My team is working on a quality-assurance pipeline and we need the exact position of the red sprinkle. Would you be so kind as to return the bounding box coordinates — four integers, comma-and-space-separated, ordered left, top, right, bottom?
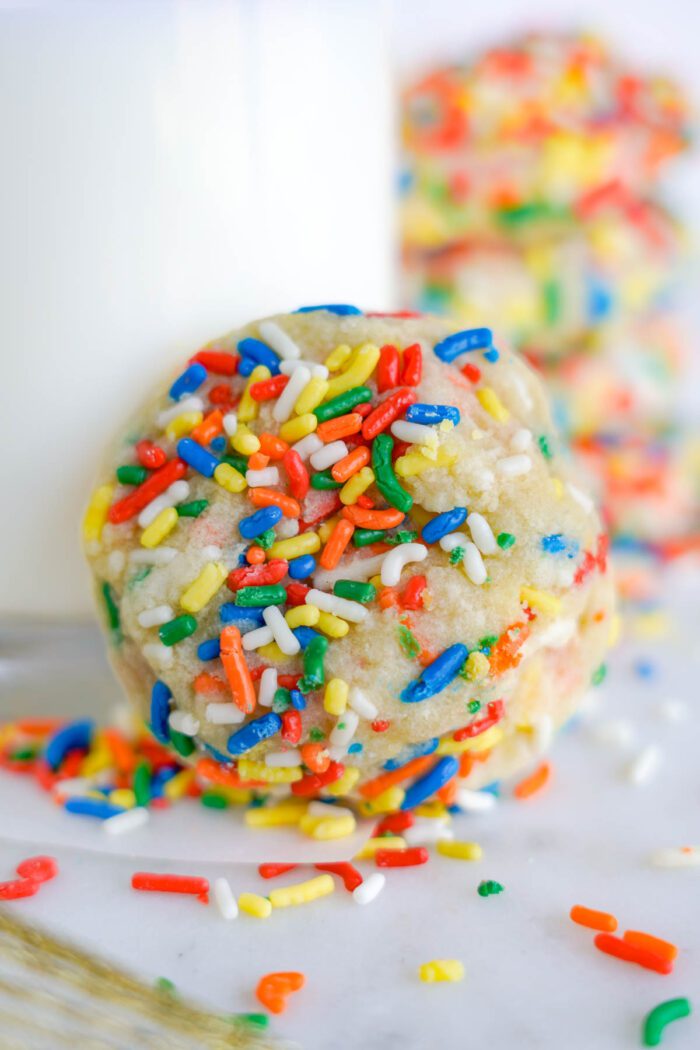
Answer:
283, 449, 310, 501
291, 761, 345, 796
374, 811, 414, 836
258, 863, 298, 879
208, 383, 235, 406
131, 872, 209, 902
461, 362, 481, 383
377, 345, 400, 392
250, 374, 289, 401
362, 388, 418, 441
314, 862, 363, 892
227, 559, 289, 592
135, 439, 166, 470
453, 700, 505, 741
371, 719, 391, 733
190, 350, 239, 375
375, 847, 429, 868
281, 709, 302, 744
285, 582, 310, 607
15, 856, 58, 884
593, 933, 673, 975
0, 878, 40, 901
401, 343, 422, 386
402, 574, 427, 610
108, 458, 187, 524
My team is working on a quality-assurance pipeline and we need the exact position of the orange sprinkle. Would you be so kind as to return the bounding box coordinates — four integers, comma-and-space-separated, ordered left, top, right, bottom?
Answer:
300, 742, 331, 773
513, 761, 551, 800
331, 444, 370, 483
488, 622, 531, 676
437, 778, 458, 806
342, 505, 405, 529
247, 451, 270, 471
570, 905, 618, 933
319, 518, 355, 570
256, 972, 305, 1015
316, 412, 363, 443
13, 718, 63, 736
258, 432, 289, 460
246, 546, 266, 565
190, 408, 223, 446
193, 672, 227, 695
459, 753, 475, 778
378, 587, 398, 609
359, 755, 434, 800
219, 626, 256, 714
247, 487, 301, 518
417, 648, 436, 667
623, 930, 679, 963
196, 756, 266, 788
102, 728, 137, 776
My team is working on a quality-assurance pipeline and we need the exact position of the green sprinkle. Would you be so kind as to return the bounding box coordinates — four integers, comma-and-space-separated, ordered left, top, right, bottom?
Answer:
227, 1013, 270, 1031
221, 454, 248, 474
168, 729, 195, 758
497, 532, 516, 550
543, 279, 561, 325
272, 687, 292, 713
257, 529, 275, 550
176, 499, 209, 517
468, 699, 481, 714
309, 727, 326, 742
372, 433, 413, 514
314, 386, 372, 423
592, 664, 607, 686
128, 566, 151, 587
497, 200, 567, 226
449, 546, 464, 565
201, 791, 229, 809
643, 998, 692, 1047
479, 635, 498, 651
538, 434, 554, 460
132, 761, 151, 807
10, 747, 36, 762
101, 581, 121, 642
477, 879, 504, 897
333, 580, 376, 603
116, 464, 148, 486
386, 530, 418, 545
311, 469, 342, 490
353, 528, 386, 547
155, 977, 177, 995
398, 624, 420, 659
235, 584, 286, 606
159, 615, 197, 646
299, 635, 328, 693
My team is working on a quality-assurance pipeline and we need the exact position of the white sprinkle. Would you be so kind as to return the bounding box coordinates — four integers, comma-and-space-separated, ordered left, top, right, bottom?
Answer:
466, 512, 497, 554
223, 411, 238, 437
510, 427, 533, 452
201, 545, 223, 561
310, 440, 348, 471
348, 686, 378, 720
246, 467, 280, 487
390, 420, 437, 446
591, 719, 635, 749
312, 552, 386, 591
143, 642, 174, 667
130, 547, 178, 566
306, 588, 368, 623
657, 698, 689, 723
275, 517, 300, 540
157, 396, 204, 426
258, 667, 278, 707
650, 847, 700, 869
497, 454, 531, 478
169, 711, 200, 736
353, 872, 386, 905
263, 604, 300, 655
380, 543, 428, 586
455, 788, 497, 813
308, 800, 354, 820
463, 541, 487, 585
138, 605, 174, 628
627, 744, 662, 785
531, 714, 554, 753
213, 876, 238, 920
439, 531, 468, 553
52, 777, 95, 799
138, 480, 190, 527
471, 467, 495, 492
259, 319, 301, 361
537, 617, 577, 649
265, 749, 302, 768
567, 482, 594, 514
330, 709, 359, 751
280, 358, 328, 379
404, 817, 453, 846
508, 371, 534, 412
205, 703, 245, 725
241, 626, 275, 651
107, 549, 126, 575
273, 365, 311, 423
103, 807, 150, 836
292, 433, 323, 461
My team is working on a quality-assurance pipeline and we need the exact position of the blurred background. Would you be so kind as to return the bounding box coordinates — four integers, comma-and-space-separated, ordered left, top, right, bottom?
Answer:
1, 0, 698, 619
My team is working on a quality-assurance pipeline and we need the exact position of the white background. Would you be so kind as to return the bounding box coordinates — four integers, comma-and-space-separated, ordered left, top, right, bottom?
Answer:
1, 0, 699, 618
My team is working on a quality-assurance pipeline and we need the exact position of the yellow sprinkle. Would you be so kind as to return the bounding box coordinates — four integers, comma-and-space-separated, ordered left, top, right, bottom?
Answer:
318, 515, 339, 544
358, 786, 406, 815
238, 759, 302, 784
299, 812, 357, 840
520, 586, 562, 616
437, 725, 503, 756
355, 836, 406, 860
238, 893, 272, 919
395, 445, 458, 476
140, 507, 178, 548
83, 485, 114, 543
325, 766, 360, 796
630, 610, 669, 640
414, 801, 448, 819
551, 477, 564, 499
80, 740, 112, 777
464, 651, 490, 681
369, 574, 383, 590
163, 768, 196, 800
419, 960, 465, 983
244, 800, 307, 827
109, 788, 136, 809
316, 611, 349, 638
285, 604, 320, 629
324, 678, 349, 716
340, 466, 375, 505
165, 411, 202, 441
437, 840, 482, 861
214, 462, 247, 494
324, 343, 380, 399
257, 641, 287, 662
269, 874, 335, 909
238, 365, 270, 423
268, 532, 320, 560
609, 613, 622, 647
324, 343, 352, 371
279, 413, 318, 443
180, 562, 227, 614
232, 423, 261, 456
476, 387, 510, 423
295, 374, 329, 415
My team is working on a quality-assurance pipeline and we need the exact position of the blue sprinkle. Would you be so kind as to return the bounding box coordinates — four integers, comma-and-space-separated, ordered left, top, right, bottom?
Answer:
204, 742, 234, 765
634, 659, 656, 680
292, 626, 321, 649
295, 304, 362, 316
383, 738, 439, 771
401, 756, 459, 810
348, 742, 363, 754
541, 533, 579, 558
397, 169, 413, 194
238, 356, 256, 377
210, 436, 226, 452
150, 681, 172, 744
65, 798, 126, 820
587, 277, 613, 322
422, 507, 468, 544
405, 403, 460, 426
45, 719, 94, 771
288, 554, 316, 580
239, 505, 283, 540
290, 689, 307, 710
219, 603, 266, 625
197, 638, 221, 661
483, 347, 500, 363
433, 328, 492, 362
400, 643, 468, 703
227, 712, 282, 755
177, 437, 219, 478
237, 338, 280, 375
169, 362, 207, 401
